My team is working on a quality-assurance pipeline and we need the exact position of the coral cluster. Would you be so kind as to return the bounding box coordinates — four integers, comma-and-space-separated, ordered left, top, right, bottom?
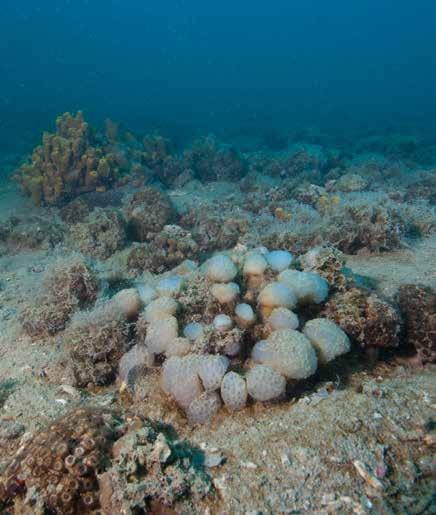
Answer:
15, 112, 120, 205
330, 173, 369, 193
181, 206, 249, 252
260, 144, 326, 179
121, 248, 353, 424
0, 408, 118, 514
0, 214, 64, 254
0, 409, 210, 514
127, 225, 199, 275
329, 203, 404, 254
397, 284, 436, 364
259, 193, 421, 255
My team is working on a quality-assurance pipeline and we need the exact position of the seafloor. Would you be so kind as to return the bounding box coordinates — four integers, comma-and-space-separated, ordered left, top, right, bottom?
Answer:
0, 122, 435, 514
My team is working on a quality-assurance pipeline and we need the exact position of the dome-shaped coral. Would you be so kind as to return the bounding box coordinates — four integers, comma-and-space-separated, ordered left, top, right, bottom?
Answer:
252, 329, 318, 380
303, 318, 351, 364
278, 269, 329, 305
246, 364, 286, 401
221, 371, 248, 410
258, 282, 297, 317
205, 254, 238, 283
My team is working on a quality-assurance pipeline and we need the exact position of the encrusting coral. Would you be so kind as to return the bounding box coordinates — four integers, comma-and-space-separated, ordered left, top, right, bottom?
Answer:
15, 112, 121, 206
0, 214, 64, 253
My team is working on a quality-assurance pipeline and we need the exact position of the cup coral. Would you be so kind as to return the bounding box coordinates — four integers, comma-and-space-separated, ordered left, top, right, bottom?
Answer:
266, 250, 293, 272
258, 282, 297, 317
267, 307, 299, 331
243, 252, 268, 288
111, 288, 142, 320
246, 364, 286, 401
220, 371, 248, 410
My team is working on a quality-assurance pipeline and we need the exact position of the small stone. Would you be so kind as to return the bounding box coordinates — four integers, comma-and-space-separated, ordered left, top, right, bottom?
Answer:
59, 384, 80, 398
149, 433, 172, 463
321, 493, 336, 505
280, 450, 291, 466
212, 475, 228, 499
204, 451, 225, 468
240, 461, 258, 469
375, 464, 388, 479
353, 460, 384, 490
418, 455, 435, 476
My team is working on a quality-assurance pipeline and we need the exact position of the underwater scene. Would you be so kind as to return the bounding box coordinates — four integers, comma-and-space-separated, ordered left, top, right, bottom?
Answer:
0, 2, 435, 514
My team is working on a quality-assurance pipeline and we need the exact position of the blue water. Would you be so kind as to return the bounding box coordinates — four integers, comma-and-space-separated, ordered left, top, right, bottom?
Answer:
1, 0, 435, 160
